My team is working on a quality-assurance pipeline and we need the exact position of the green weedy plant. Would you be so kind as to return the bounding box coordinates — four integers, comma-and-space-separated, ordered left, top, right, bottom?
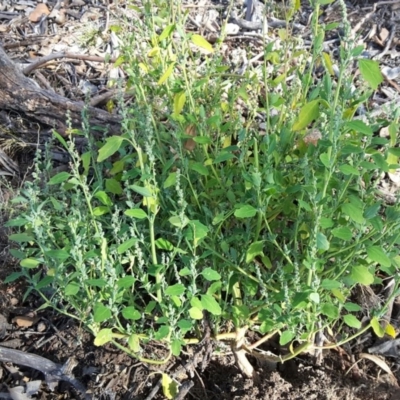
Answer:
6, 0, 400, 384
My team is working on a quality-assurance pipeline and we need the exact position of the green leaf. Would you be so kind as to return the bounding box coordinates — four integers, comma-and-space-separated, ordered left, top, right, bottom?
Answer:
316, 232, 330, 251
4, 217, 28, 227
48, 171, 71, 185
191, 34, 214, 53
94, 191, 112, 206
20, 258, 40, 268
371, 316, 385, 338
321, 303, 339, 319
124, 208, 148, 219
117, 238, 138, 254
344, 302, 362, 312
321, 279, 341, 290
171, 339, 182, 357
155, 238, 174, 251
190, 220, 209, 244
85, 279, 107, 288
364, 203, 381, 219
45, 249, 69, 260
4, 272, 24, 284
342, 203, 364, 224
65, 282, 80, 296
201, 268, 221, 281
94, 329, 113, 346
331, 227, 352, 241
94, 303, 111, 323
155, 325, 170, 340
105, 178, 123, 195
350, 265, 374, 285
165, 284, 186, 296
169, 215, 189, 228
122, 306, 141, 320
201, 294, 221, 315
234, 205, 257, 218
343, 314, 361, 329
97, 136, 125, 162
345, 120, 373, 135
367, 246, 391, 267
190, 162, 209, 176
279, 330, 295, 346
320, 152, 330, 168
339, 164, 360, 175
163, 172, 176, 189
128, 334, 140, 352
189, 307, 203, 319
117, 276, 136, 288
129, 184, 153, 197
358, 59, 383, 90
246, 241, 264, 263
9, 233, 34, 243
293, 100, 320, 131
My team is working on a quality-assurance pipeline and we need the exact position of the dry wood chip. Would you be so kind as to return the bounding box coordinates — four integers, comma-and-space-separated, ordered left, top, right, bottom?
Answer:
29, 3, 50, 23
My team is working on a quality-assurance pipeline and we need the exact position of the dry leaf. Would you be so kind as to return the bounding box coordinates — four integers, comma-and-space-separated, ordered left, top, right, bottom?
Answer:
29, 4, 50, 23
359, 353, 396, 379
184, 125, 197, 151
12, 316, 40, 328
304, 129, 322, 146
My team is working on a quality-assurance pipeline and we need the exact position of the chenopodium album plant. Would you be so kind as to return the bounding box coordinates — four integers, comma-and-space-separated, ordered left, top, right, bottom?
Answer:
6, 2, 400, 378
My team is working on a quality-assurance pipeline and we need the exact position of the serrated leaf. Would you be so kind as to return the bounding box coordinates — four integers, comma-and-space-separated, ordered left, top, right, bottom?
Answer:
367, 246, 391, 267
343, 314, 361, 329
201, 267, 221, 281
293, 100, 320, 131
350, 265, 374, 285
358, 59, 383, 90
191, 34, 214, 53
234, 204, 257, 218
97, 136, 125, 162
201, 294, 221, 315
94, 329, 113, 346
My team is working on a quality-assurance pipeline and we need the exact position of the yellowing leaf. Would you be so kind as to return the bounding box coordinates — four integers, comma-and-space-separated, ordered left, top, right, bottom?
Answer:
293, 100, 320, 131
370, 316, 385, 338
173, 91, 186, 115
191, 34, 214, 53
161, 373, 179, 399
385, 323, 396, 338
158, 63, 175, 85
322, 52, 334, 75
